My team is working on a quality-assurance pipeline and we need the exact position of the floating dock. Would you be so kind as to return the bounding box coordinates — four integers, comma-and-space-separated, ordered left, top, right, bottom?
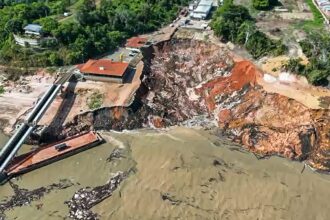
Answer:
0, 131, 103, 184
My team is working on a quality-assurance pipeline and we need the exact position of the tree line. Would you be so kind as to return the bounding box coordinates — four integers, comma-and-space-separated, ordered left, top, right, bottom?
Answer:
211, 0, 287, 59
284, 33, 330, 86
0, 0, 189, 67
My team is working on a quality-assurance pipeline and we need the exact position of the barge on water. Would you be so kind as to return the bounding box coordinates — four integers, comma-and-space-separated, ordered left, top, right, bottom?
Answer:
0, 131, 103, 185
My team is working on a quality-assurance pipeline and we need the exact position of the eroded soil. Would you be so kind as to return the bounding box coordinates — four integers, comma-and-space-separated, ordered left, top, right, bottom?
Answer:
55, 39, 330, 171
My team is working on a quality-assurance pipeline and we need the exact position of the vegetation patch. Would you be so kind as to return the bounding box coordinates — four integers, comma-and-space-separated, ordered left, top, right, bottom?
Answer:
282, 32, 330, 85
303, 0, 324, 29
211, 0, 287, 59
252, 0, 279, 10
0, 85, 4, 95
0, 0, 189, 67
88, 92, 103, 110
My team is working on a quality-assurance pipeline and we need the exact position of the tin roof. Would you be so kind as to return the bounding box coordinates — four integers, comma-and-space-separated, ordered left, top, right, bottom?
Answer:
125, 37, 148, 48
78, 59, 129, 77
199, 0, 213, 6
194, 4, 212, 13
24, 24, 42, 33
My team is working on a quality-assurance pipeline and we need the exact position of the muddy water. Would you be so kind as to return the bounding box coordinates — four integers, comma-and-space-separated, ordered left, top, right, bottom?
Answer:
0, 128, 330, 220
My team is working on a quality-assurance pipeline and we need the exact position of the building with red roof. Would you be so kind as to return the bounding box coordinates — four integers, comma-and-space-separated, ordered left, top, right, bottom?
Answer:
77, 59, 129, 83
125, 37, 148, 51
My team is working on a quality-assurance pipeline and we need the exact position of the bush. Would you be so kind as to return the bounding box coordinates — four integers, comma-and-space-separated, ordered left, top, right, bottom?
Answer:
48, 52, 63, 66
297, 32, 330, 85
252, 0, 279, 10
88, 92, 103, 110
253, 0, 270, 10
283, 58, 305, 73
211, 3, 286, 59
0, 85, 4, 95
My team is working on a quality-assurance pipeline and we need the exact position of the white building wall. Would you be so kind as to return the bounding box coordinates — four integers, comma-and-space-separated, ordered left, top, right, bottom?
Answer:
14, 34, 40, 47
83, 74, 123, 83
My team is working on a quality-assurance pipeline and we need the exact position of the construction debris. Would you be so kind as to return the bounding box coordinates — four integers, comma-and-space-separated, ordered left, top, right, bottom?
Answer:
65, 171, 127, 220
0, 179, 74, 219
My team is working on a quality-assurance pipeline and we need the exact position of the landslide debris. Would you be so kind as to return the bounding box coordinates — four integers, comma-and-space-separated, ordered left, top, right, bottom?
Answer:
61, 40, 233, 135
58, 39, 329, 172
0, 179, 74, 219
65, 171, 128, 220
197, 60, 330, 171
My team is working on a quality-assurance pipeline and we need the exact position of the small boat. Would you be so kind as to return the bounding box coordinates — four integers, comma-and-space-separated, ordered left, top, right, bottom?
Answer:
0, 131, 103, 185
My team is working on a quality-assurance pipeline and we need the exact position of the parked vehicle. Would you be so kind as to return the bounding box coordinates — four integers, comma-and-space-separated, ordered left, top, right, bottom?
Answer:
54, 143, 68, 151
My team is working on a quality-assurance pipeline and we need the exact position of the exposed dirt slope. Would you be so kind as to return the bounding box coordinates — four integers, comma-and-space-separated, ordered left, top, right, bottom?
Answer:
197, 60, 330, 171
58, 39, 330, 171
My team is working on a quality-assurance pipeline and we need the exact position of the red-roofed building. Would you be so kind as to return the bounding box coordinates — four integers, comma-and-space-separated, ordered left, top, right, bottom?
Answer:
125, 37, 148, 51
77, 59, 129, 83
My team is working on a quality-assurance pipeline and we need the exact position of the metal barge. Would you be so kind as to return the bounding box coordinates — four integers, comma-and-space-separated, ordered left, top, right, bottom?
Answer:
0, 131, 103, 185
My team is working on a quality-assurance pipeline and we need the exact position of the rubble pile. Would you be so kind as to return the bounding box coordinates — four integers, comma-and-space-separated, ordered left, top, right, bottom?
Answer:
107, 147, 125, 162
61, 40, 232, 135
0, 179, 74, 219
143, 40, 233, 126
62, 101, 151, 137
65, 171, 127, 220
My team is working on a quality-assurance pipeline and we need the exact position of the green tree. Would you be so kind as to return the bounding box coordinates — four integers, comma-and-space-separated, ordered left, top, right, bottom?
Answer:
252, 0, 270, 10
211, 3, 286, 59
37, 17, 59, 35
252, 0, 279, 10
48, 52, 63, 66
5, 19, 23, 34
0, 0, 190, 66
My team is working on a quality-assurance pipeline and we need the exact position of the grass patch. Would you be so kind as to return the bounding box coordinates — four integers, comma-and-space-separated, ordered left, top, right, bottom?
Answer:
59, 15, 76, 23
88, 92, 103, 110
0, 85, 5, 95
58, 0, 83, 23
303, 0, 324, 29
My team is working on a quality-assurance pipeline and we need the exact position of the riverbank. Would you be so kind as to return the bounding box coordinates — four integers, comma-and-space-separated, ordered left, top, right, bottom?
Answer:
0, 28, 330, 172
50, 38, 329, 172
2, 34, 330, 171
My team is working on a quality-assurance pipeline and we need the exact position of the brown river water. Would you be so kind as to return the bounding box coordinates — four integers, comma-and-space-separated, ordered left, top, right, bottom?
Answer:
0, 127, 330, 220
